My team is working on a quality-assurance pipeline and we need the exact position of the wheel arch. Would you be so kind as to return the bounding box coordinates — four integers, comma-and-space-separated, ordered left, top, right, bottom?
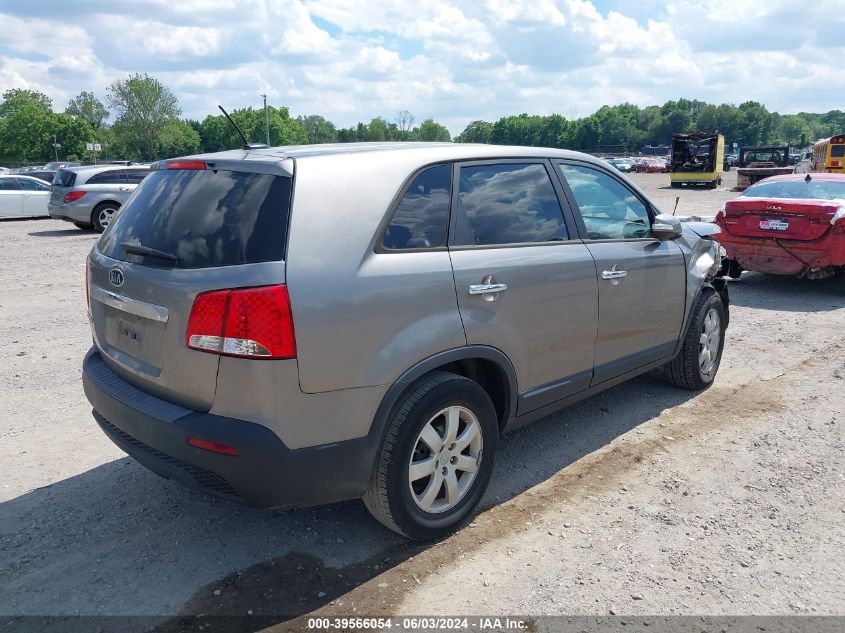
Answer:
370, 346, 517, 442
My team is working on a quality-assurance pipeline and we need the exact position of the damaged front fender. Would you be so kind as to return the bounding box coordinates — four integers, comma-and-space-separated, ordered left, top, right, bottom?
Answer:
675, 222, 730, 333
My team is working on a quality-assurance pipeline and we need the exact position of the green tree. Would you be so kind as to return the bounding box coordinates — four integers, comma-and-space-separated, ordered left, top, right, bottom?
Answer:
107, 74, 181, 161
159, 119, 202, 158
777, 114, 812, 145
456, 120, 493, 144
366, 117, 389, 141
198, 106, 306, 151
52, 112, 95, 161
66, 91, 108, 130
297, 115, 337, 144
0, 89, 56, 163
415, 119, 451, 142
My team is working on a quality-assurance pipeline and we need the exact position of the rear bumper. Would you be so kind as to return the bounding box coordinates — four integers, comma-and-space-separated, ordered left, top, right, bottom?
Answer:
48, 203, 91, 223
82, 347, 376, 508
718, 231, 845, 275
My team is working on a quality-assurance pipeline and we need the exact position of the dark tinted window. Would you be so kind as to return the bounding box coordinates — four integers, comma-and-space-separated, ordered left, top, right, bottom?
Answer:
832, 145, 845, 158
124, 169, 149, 184
85, 169, 120, 185
17, 178, 49, 191
52, 170, 76, 187
98, 169, 292, 269
0, 179, 20, 191
559, 164, 652, 240
383, 165, 451, 249
454, 163, 567, 245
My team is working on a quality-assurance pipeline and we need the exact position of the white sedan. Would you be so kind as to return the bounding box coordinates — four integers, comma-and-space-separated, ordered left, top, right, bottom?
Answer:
0, 175, 51, 218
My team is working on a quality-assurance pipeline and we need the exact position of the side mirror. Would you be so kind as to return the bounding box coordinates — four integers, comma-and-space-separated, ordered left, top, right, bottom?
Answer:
652, 214, 683, 240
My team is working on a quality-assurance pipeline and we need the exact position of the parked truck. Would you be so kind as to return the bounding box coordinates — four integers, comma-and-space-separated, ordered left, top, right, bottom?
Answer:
669, 131, 725, 189
735, 145, 792, 190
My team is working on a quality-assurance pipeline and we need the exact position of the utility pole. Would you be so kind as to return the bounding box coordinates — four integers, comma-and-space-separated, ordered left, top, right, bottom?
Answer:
52, 135, 60, 161
261, 93, 270, 146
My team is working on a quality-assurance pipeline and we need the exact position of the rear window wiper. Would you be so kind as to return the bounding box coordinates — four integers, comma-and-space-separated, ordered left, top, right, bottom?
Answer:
120, 241, 179, 263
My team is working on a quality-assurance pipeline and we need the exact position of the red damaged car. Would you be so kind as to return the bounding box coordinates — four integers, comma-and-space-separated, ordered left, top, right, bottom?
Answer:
714, 173, 845, 282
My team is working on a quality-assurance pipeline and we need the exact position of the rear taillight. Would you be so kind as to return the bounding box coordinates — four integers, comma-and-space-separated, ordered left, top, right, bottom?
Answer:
64, 191, 86, 203
186, 285, 296, 359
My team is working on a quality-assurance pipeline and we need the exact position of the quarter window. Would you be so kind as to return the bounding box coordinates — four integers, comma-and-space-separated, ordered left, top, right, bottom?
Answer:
453, 163, 567, 245
382, 164, 451, 249
124, 169, 149, 184
558, 164, 652, 240
85, 170, 120, 185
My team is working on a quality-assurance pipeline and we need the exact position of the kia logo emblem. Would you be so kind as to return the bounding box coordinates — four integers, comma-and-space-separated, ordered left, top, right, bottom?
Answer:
108, 268, 125, 287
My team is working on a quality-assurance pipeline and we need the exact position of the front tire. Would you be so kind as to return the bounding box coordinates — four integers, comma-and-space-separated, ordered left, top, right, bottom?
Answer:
363, 371, 498, 540
664, 289, 726, 391
92, 202, 120, 233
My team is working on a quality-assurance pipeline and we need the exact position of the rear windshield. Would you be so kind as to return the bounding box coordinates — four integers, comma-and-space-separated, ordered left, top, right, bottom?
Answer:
98, 169, 292, 269
741, 179, 845, 200
53, 170, 76, 187
832, 145, 845, 158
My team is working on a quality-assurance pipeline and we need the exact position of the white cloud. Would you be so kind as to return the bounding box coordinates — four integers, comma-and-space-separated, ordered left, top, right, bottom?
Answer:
0, 0, 842, 136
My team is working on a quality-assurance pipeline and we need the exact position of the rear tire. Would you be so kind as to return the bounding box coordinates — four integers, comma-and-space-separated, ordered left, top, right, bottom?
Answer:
363, 371, 498, 540
92, 202, 120, 233
664, 289, 726, 391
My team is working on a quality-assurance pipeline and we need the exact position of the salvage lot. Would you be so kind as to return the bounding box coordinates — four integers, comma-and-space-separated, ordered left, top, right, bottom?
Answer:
1, 170, 843, 627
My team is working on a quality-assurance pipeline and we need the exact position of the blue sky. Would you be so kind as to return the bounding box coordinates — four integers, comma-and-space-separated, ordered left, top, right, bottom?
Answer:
0, 0, 843, 135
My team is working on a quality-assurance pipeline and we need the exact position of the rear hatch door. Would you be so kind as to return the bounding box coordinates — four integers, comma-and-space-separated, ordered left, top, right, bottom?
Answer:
51, 169, 76, 205
87, 162, 293, 411
722, 198, 839, 241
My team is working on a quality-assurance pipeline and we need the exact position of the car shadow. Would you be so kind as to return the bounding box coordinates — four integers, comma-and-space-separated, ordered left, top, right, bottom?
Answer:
727, 272, 844, 312
1, 374, 699, 631
27, 228, 96, 237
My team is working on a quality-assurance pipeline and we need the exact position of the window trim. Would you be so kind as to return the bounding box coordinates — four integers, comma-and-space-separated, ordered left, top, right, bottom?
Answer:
553, 159, 660, 244
447, 158, 581, 250
373, 162, 454, 254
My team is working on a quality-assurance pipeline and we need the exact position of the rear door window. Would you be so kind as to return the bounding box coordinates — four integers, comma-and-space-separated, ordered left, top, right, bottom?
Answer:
98, 168, 293, 269
85, 170, 120, 185
382, 164, 451, 249
0, 179, 20, 191
452, 163, 567, 246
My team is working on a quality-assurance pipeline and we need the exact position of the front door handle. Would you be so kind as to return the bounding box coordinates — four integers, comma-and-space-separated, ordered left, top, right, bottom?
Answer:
468, 283, 508, 295
601, 264, 628, 281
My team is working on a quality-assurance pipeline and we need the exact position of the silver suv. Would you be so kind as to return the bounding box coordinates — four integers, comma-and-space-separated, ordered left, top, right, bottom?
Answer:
49, 164, 150, 232
82, 144, 729, 539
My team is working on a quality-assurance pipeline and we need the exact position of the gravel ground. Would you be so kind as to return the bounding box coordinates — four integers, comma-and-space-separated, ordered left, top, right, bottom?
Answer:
0, 170, 843, 629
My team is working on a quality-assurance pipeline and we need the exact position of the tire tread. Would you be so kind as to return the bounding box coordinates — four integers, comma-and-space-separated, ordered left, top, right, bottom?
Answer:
665, 289, 722, 390
363, 371, 465, 537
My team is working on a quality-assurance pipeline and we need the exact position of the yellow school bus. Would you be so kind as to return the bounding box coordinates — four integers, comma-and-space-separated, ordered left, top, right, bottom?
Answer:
812, 135, 845, 173
669, 131, 725, 188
